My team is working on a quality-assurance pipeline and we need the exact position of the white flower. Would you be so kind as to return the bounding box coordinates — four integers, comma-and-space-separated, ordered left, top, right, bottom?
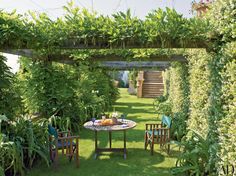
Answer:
111, 112, 118, 118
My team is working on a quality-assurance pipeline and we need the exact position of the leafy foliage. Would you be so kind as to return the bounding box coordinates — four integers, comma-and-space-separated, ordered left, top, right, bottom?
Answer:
168, 62, 189, 140
173, 41, 235, 175
0, 116, 49, 176
0, 55, 22, 119
70, 48, 187, 63
18, 57, 119, 127
177, 50, 219, 174
0, 3, 209, 50
158, 62, 189, 141
217, 42, 236, 175
0, 1, 235, 175
172, 130, 216, 175
187, 50, 212, 138
153, 95, 172, 117
208, 0, 236, 42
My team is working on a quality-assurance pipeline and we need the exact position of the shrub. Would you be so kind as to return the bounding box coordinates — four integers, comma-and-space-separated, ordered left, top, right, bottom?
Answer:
171, 130, 216, 175
0, 116, 49, 176
153, 95, 172, 117
0, 55, 22, 119
18, 58, 119, 129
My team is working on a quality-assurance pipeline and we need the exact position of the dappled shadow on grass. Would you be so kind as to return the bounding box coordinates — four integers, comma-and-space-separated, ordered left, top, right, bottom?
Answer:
82, 148, 173, 176
114, 102, 156, 115
80, 128, 148, 143
115, 102, 154, 107
125, 116, 160, 123
79, 128, 180, 158
28, 148, 176, 176
28, 144, 180, 176
115, 106, 156, 115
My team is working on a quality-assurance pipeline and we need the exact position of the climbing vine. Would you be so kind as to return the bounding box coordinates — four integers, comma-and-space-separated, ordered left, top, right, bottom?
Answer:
187, 50, 212, 138
217, 42, 236, 175
168, 62, 189, 140
0, 1, 210, 51
208, 0, 236, 42
172, 0, 236, 174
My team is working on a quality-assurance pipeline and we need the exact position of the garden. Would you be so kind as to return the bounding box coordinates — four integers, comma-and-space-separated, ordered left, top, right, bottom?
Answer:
0, 0, 235, 175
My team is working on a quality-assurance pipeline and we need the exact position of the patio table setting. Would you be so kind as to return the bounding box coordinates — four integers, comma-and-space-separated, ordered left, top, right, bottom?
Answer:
84, 114, 136, 159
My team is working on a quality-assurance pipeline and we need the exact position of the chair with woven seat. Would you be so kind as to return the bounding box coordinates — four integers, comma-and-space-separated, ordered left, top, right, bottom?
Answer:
144, 115, 171, 155
48, 125, 79, 167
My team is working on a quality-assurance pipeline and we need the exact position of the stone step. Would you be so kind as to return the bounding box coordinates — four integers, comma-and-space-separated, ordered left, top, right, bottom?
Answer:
143, 83, 164, 86
142, 94, 163, 98
142, 71, 164, 98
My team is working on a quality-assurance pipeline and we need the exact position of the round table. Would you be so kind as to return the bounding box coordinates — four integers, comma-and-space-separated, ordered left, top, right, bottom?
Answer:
84, 119, 136, 159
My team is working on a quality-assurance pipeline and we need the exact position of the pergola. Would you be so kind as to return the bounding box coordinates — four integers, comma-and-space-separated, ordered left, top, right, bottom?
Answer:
0, 7, 210, 70
1, 2, 235, 175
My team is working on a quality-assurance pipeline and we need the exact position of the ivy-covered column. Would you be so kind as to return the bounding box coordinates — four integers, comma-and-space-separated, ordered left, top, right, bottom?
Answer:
207, 0, 236, 173
217, 42, 236, 175
185, 46, 234, 174
187, 50, 212, 138
169, 62, 189, 115
168, 62, 189, 140
206, 50, 224, 172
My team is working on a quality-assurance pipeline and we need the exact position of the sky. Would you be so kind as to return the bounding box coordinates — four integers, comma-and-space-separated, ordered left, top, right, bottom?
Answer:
0, 0, 195, 73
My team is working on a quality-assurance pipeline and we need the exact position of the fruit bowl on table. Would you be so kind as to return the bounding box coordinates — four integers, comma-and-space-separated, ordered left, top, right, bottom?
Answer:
99, 117, 122, 126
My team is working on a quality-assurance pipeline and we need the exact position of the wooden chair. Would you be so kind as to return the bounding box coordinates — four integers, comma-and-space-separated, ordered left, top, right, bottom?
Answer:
144, 115, 171, 155
48, 125, 79, 167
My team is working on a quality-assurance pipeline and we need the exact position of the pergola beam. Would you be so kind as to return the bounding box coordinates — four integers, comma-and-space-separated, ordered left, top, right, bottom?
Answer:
52, 55, 187, 64
1, 49, 187, 63
97, 61, 170, 70
1, 49, 34, 58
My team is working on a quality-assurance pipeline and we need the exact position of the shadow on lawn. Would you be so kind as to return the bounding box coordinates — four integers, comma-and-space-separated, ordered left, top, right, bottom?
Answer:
30, 148, 175, 176
79, 128, 179, 159
80, 128, 147, 143
115, 102, 153, 107
29, 145, 178, 176
114, 102, 156, 115
115, 106, 155, 115
82, 148, 173, 176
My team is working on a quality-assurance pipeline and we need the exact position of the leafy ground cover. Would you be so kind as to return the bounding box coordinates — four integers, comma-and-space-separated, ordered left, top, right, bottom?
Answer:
28, 88, 179, 176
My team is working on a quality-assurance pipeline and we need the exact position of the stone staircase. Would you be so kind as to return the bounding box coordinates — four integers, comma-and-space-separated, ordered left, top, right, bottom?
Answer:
142, 71, 164, 98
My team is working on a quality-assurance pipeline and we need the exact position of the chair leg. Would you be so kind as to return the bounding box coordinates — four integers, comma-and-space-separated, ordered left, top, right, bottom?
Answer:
53, 148, 58, 168
144, 133, 148, 150
75, 138, 79, 168
69, 146, 76, 162
167, 144, 170, 154
151, 142, 154, 155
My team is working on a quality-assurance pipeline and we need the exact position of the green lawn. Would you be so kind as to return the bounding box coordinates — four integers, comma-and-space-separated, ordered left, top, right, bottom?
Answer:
28, 88, 179, 176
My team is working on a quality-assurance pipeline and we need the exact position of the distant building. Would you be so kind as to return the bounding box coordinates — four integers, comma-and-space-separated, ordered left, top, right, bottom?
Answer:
192, 0, 212, 17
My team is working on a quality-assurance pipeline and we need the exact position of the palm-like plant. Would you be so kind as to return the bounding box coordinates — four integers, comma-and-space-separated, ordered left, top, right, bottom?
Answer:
172, 130, 216, 175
